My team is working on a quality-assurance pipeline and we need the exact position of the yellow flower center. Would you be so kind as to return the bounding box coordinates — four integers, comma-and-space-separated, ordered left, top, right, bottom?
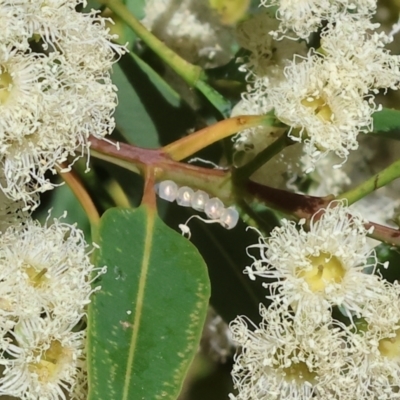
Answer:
297, 252, 345, 293
379, 329, 400, 360
0, 65, 13, 104
24, 265, 49, 287
301, 96, 333, 123
281, 360, 317, 385
274, 348, 317, 385
209, 0, 250, 25
28, 340, 71, 383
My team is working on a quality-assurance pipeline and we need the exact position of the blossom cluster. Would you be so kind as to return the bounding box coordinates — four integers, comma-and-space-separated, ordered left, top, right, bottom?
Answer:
142, 0, 234, 68
0, 0, 125, 205
0, 2, 114, 398
229, 201, 400, 399
234, 0, 400, 171
0, 217, 103, 399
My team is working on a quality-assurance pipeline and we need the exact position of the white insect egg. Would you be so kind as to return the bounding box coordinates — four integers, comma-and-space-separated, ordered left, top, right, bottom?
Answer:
157, 180, 178, 202
191, 190, 210, 211
204, 197, 224, 219
219, 207, 239, 230
176, 186, 194, 207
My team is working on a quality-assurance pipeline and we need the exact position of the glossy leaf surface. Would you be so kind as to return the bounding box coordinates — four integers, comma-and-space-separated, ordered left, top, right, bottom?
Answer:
88, 206, 210, 400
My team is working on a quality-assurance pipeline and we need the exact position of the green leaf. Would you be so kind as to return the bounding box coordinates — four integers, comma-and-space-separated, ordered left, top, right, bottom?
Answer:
164, 204, 269, 325
113, 53, 195, 148
372, 108, 400, 139
88, 206, 210, 400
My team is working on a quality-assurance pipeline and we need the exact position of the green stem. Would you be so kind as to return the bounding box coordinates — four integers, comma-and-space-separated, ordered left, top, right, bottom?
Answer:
337, 158, 400, 205
237, 199, 279, 234
235, 133, 294, 181
100, 0, 231, 116
195, 80, 231, 117
105, 180, 131, 208
90, 149, 140, 175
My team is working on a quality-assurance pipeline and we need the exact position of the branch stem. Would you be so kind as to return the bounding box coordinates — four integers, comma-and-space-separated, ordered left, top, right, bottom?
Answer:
57, 164, 100, 227
89, 136, 234, 204
89, 138, 400, 246
338, 158, 400, 205
99, 0, 231, 116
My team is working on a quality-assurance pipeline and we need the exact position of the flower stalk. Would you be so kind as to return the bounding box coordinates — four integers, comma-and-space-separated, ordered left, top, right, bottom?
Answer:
163, 114, 276, 161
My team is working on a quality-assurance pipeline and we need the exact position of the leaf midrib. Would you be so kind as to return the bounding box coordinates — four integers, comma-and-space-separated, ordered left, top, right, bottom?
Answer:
122, 209, 155, 400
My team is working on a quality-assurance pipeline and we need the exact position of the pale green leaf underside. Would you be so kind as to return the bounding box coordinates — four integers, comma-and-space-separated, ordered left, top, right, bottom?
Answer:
87, 206, 210, 400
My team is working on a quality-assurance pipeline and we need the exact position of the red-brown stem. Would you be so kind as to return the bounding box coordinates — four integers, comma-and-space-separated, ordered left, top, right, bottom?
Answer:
246, 180, 335, 218
89, 137, 400, 247
89, 136, 224, 176
246, 180, 400, 247
57, 164, 100, 226
142, 167, 157, 210
89, 136, 233, 203
366, 222, 400, 247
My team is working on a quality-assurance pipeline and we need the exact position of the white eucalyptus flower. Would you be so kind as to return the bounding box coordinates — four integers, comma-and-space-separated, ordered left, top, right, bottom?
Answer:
343, 282, 400, 399
69, 366, 88, 400
0, 317, 85, 400
231, 15, 307, 189
0, 1, 31, 48
236, 13, 307, 79
245, 201, 385, 319
0, 2, 125, 206
229, 303, 352, 400
235, 13, 307, 114
30, 5, 123, 75
266, 55, 376, 169
260, 0, 377, 39
0, 217, 104, 325
142, 0, 234, 67
320, 16, 400, 92
0, 169, 39, 233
